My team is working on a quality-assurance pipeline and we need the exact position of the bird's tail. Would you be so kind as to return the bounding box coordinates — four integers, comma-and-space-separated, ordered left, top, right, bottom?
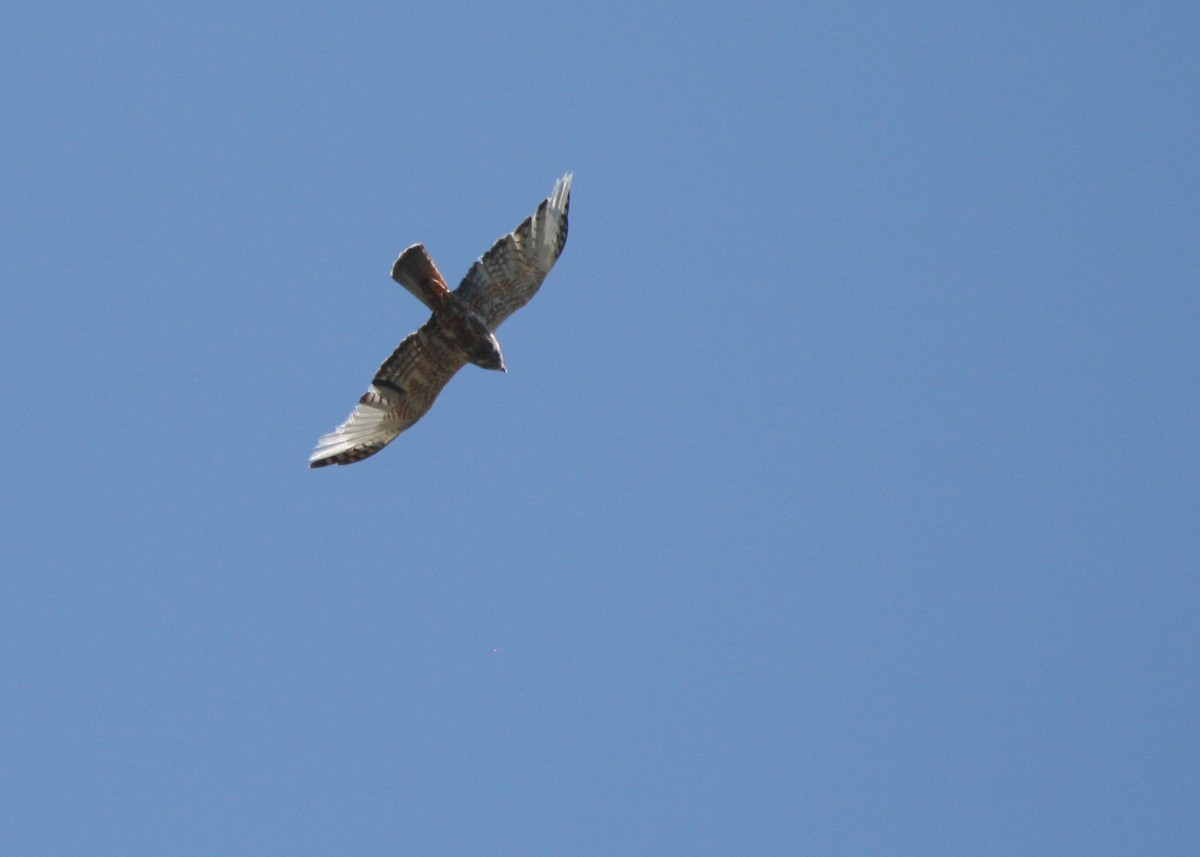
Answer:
391, 244, 451, 310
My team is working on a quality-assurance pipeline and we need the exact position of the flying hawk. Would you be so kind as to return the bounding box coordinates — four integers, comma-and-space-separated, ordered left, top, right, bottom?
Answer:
309, 173, 572, 467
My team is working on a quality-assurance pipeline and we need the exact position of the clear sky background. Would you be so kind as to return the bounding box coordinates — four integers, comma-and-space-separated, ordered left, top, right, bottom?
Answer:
2, 3, 1197, 855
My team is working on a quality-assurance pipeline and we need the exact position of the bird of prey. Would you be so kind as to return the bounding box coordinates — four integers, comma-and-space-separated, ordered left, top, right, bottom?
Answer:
309, 173, 572, 467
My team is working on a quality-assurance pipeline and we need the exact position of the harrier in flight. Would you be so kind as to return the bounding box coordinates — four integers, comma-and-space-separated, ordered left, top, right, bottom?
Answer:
309, 174, 572, 467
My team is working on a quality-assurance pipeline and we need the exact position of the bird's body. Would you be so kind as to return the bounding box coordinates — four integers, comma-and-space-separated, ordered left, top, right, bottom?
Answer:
391, 244, 507, 373
309, 174, 572, 467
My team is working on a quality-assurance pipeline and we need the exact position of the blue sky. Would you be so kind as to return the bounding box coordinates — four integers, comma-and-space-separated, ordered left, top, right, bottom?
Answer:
2, 2, 1197, 854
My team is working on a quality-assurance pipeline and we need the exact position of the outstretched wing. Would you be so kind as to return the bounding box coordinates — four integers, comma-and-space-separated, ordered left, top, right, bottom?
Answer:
308, 320, 468, 467
455, 173, 572, 330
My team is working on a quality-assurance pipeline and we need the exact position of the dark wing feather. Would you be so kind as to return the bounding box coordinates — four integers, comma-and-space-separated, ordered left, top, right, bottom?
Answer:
454, 173, 572, 330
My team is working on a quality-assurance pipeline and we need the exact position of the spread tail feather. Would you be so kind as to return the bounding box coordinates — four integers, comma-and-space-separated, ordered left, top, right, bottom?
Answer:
391, 244, 451, 310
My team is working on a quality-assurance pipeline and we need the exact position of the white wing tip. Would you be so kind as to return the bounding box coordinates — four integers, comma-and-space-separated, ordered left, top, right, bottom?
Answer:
550, 173, 572, 212
308, 386, 399, 467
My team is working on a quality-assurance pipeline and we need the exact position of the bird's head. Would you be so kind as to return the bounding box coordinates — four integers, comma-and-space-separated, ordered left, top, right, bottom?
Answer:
467, 327, 506, 373
471, 340, 506, 372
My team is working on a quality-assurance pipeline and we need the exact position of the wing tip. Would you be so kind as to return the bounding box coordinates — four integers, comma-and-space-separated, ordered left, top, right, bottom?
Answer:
307, 442, 387, 468
551, 173, 573, 212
